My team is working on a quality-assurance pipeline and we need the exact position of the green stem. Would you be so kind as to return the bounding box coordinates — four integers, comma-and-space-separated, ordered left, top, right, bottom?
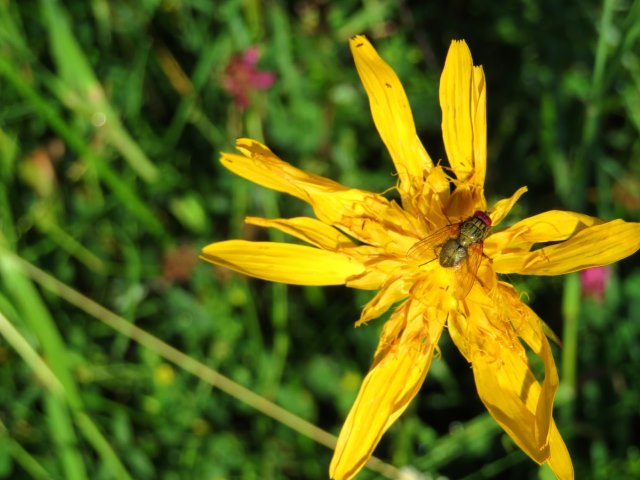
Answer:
561, 273, 580, 424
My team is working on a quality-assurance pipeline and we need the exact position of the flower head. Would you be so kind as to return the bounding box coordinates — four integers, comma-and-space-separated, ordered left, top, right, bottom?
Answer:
222, 46, 275, 109
202, 35, 640, 479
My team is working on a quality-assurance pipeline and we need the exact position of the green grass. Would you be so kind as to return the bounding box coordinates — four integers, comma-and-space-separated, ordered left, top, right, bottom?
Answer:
1, 0, 640, 478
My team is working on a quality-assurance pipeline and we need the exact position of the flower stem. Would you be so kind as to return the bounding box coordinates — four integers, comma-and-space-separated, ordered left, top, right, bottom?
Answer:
560, 273, 580, 424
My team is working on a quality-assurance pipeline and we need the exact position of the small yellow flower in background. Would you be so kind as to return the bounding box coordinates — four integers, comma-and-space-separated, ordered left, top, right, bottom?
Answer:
202, 35, 640, 480
153, 363, 176, 386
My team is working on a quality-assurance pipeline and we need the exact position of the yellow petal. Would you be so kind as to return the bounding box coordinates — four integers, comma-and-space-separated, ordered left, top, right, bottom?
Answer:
489, 186, 528, 227
335, 198, 421, 254
224, 139, 418, 250
471, 340, 550, 463
493, 219, 640, 275
445, 183, 486, 218
487, 210, 600, 255
201, 240, 364, 285
451, 285, 561, 466
222, 138, 343, 203
416, 165, 451, 226
440, 40, 487, 185
355, 275, 411, 326
471, 64, 487, 187
244, 216, 355, 250
345, 249, 407, 290
349, 35, 433, 199
330, 300, 446, 480
546, 421, 575, 480
497, 283, 559, 449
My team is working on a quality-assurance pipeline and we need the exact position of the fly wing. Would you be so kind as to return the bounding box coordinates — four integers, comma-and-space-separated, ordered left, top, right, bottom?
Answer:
407, 224, 460, 264
453, 241, 484, 300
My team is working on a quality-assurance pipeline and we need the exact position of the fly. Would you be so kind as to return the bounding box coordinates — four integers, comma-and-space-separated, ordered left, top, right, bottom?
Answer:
408, 211, 492, 299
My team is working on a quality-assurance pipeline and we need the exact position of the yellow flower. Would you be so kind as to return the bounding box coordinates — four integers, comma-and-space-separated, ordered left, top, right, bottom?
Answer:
202, 35, 640, 479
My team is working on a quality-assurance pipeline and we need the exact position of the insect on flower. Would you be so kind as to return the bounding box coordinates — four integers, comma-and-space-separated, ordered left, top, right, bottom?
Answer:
408, 211, 492, 300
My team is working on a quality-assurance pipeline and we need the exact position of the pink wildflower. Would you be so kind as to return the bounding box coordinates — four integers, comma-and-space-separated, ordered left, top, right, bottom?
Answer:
222, 47, 275, 109
580, 266, 611, 302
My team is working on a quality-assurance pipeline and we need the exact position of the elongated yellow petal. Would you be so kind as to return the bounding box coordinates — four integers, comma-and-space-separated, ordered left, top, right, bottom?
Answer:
349, 35, 433, 199
546, 421, 574, 480
489, 186, 528, 227
493, 219, 640, 275
245, 216, 355, 250
450, 285, 563, 467
344, 248, 407, 290
201, 240, 364, 285
486, 210, 600, 255
355, 275, 411, 326
330, 300, 446, 480
440, 40, 487, 186
471, 340, 550, 463
224, 139, 418, 250
223, 139, 344, 202
497, 283, 559, 450
471, 64, 487, 187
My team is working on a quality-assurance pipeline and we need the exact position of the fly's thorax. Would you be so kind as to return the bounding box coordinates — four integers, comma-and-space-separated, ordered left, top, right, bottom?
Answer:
459, 216, 491, 245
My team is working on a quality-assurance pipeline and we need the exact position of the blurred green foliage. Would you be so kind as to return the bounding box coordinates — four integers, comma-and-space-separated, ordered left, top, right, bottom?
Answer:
1, 0, 639, 479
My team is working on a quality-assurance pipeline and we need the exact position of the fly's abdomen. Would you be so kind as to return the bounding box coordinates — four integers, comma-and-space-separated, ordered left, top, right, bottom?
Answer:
439, 239, 467, 267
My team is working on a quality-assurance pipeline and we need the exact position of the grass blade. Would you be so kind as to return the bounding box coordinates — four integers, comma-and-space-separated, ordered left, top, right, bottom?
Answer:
39, 0, 159, 183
